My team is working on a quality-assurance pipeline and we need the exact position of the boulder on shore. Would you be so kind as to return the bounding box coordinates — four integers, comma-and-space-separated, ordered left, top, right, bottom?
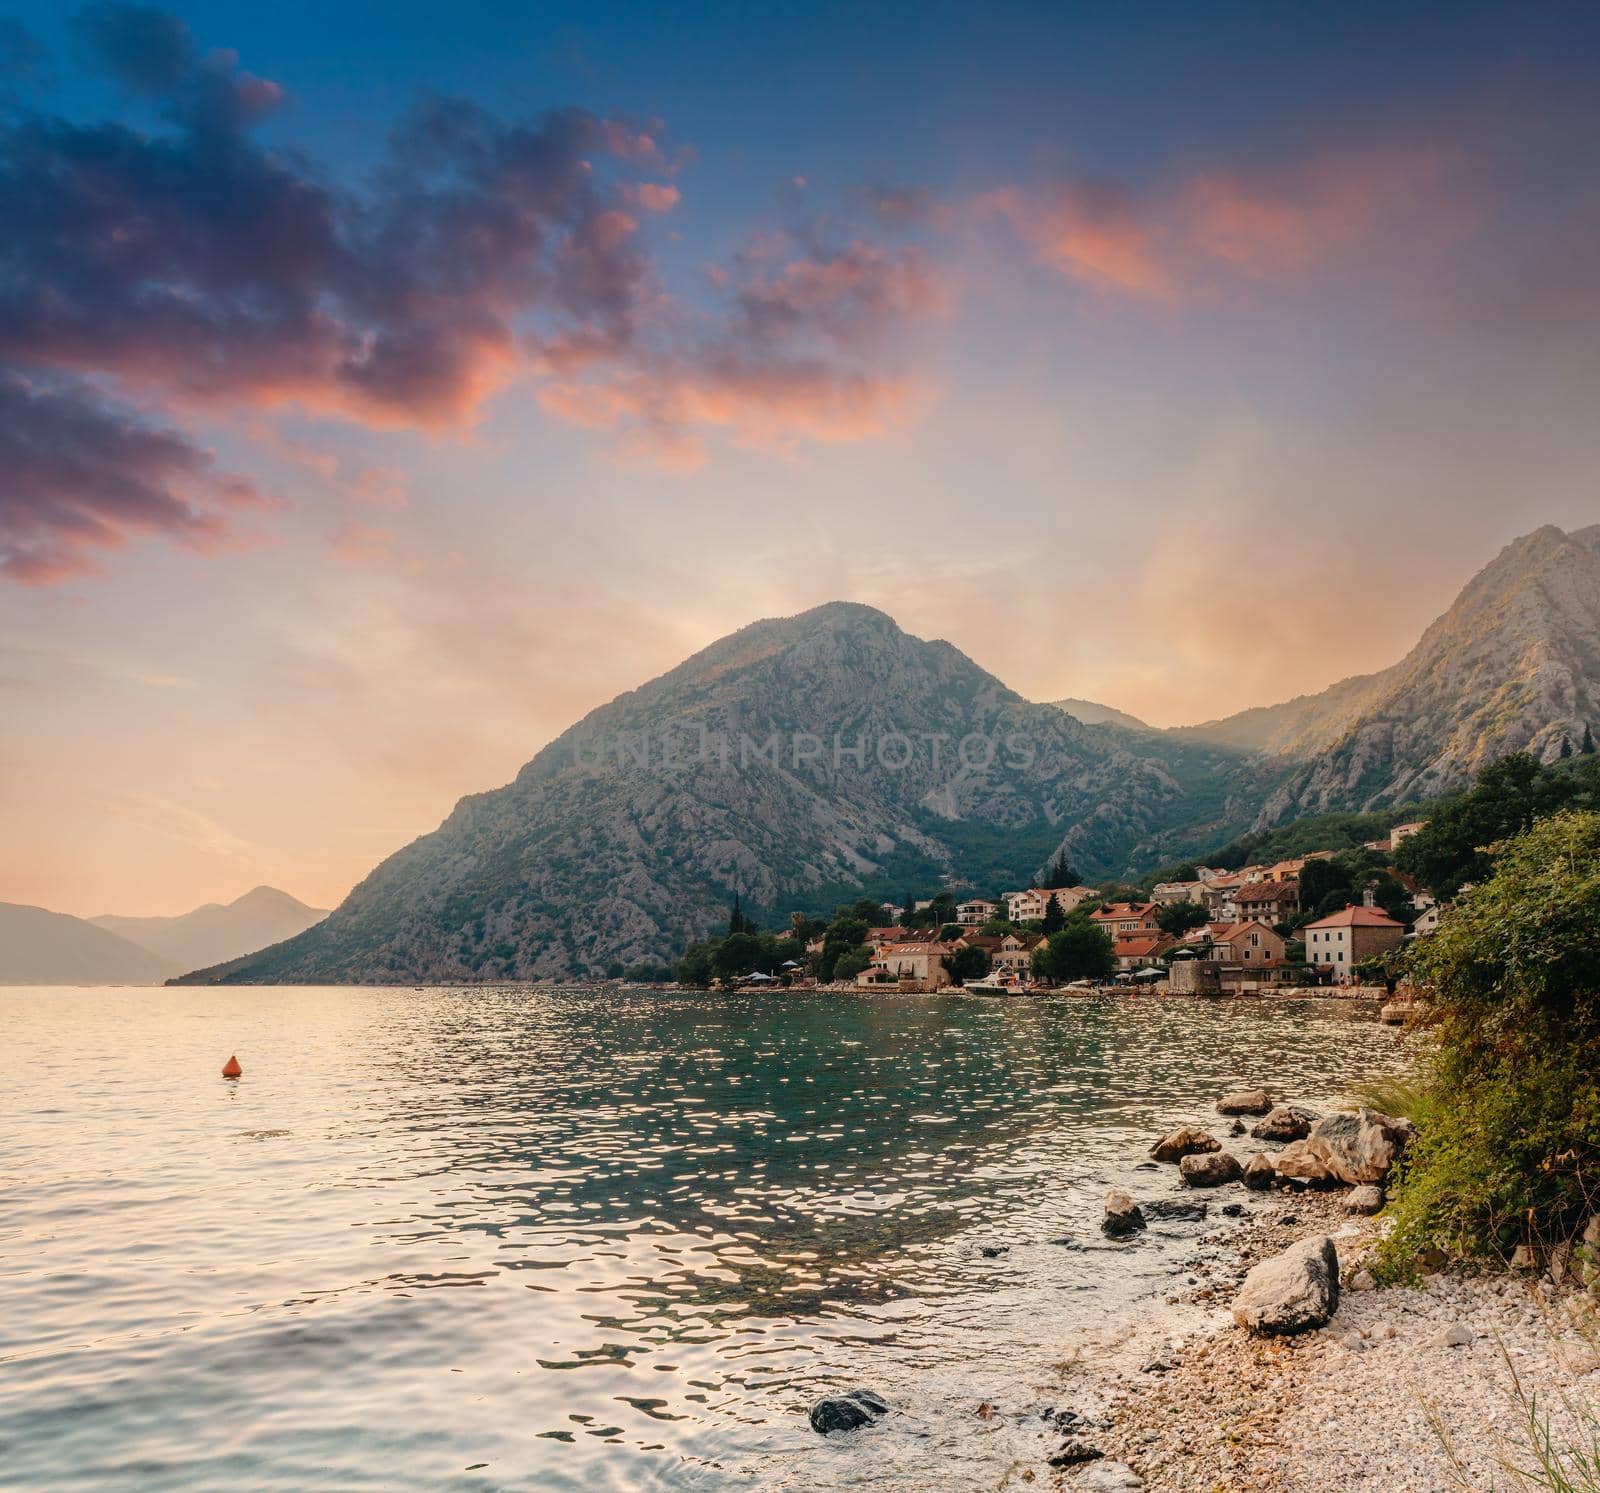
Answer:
1344, 1185, 1385, 1215
1146, 1199, 1208, 1222
1243, 1153, 1276, 1190
1251, 1105, 1319, 1142
1179, 1151, 1243, 1188
1301, 1109, 1415, 1186
1231, 1236, 1340, 1334
1216, 1089, 1274, 1116
809, 1389, 889, 1435
1273, 1138, 1341, 1189
1102, 1190, 1147, 1238
1149, 1126, 1221, 1163
1078, 1463, 1144, 1491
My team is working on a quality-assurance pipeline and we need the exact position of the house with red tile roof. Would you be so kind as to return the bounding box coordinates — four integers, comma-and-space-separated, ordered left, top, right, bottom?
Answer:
1090, 902, 1161, 938
1231, 880, 1300, 923
856, 940, 957, 992
1205, 919, 1287, 966
1111, 933, 1178, 971
1303, 905, 1405, 978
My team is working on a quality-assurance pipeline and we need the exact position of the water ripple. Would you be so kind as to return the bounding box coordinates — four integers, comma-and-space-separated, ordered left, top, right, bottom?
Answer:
0, 986, 1409, 1490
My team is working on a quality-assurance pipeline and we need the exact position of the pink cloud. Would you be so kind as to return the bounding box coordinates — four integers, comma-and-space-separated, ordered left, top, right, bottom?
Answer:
979, 183, 1176, 301
983, 143, 1467, 301
626, 182, 681, 213
534, 232, 946, 467
0, 371, 263, 584
330, 522, 398, 566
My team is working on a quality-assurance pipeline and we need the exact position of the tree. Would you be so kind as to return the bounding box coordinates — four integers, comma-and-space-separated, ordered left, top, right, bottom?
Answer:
1396, 753, 1553, 898
943, 944, 991, 985
817, 915, 870, 982
1381, 810, 1600, 1271
923, 890, 957, 928
1042, 851, 1082, 889
727, 893, 751, 936
1035, 922, 1115, 983
791, 912, 826, 944
833, 946, 874, 982
1583, 725, 1595, 755
1156, 901, 1208, 935
1361, 872, 1415, 924
1296, 857, 1355, 920
1040, 895, 1066, 934
712, 931, 762, 978
675, 943, 714, 986
899, 891, 919, 927
1098, 883, 1145, 907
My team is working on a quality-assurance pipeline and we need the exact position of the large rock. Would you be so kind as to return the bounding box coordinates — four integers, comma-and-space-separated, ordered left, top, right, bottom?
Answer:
1273, 1139, 1341, 1189
1078, 1463, 1144, 1490
1251, 1105, 1319, 1142
1149, 1126, 1221, 1163
1180, 1151, 1243, 1188
1217, 1089, 1274, 1116
1577, 1214, 1600, 1288
1302, 1109, 1415, 1186
1344, 1185, 1385, 1215
1146, 1199, 1208, 1222
1232, 1236, 1340, 1334
1102, 1190, 1146, 1238
1243, 1152, 1276, 1190
809, 1389, 889, 1434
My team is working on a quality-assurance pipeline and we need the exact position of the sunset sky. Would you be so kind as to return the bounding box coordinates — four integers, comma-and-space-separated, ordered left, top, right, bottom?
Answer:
3, 1, 1600, 917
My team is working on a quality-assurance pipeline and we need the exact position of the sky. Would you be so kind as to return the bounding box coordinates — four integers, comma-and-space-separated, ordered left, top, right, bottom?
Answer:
3, 1, 1600, 917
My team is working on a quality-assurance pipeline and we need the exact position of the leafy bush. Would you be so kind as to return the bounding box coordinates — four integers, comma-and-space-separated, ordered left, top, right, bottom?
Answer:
1033, 920, 1114, 983
1379, 810, 1600, 1276
1397, 752, 1600, 899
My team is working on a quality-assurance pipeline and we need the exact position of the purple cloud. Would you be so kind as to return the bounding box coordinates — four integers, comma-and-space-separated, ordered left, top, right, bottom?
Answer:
0, 5, 941, 577
0, 372, 261, 583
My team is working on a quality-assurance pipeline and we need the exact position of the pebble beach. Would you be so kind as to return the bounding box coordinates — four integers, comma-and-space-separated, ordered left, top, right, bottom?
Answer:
1053, 1194, 1600, 1493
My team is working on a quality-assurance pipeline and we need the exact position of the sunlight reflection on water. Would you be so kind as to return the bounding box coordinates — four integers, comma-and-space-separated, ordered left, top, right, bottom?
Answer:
0, 986, 1407, 1490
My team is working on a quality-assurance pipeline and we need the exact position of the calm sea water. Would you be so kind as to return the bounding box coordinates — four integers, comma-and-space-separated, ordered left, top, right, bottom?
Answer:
0, 987, 1406, 1490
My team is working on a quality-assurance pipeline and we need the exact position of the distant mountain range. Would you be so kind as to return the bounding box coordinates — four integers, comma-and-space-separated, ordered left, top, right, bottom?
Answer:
1048, 698, 1152, 731
0, 902, 173, 986
1185, 523, 1600, 820
171, 523, 1600, 984
2, 886, 328, 985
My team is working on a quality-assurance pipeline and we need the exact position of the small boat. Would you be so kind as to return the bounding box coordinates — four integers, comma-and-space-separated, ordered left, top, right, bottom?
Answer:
963, 976, 1022, 996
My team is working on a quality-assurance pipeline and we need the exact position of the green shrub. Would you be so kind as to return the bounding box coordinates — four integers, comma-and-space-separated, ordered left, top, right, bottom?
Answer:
1378, 810, 1600, 1277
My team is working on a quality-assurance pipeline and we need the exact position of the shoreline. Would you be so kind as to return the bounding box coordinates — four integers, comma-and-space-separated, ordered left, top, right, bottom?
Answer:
1046, 1176, 1600, 1491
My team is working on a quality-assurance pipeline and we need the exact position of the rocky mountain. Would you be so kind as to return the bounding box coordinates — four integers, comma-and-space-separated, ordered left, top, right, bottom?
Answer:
91, 886, 328, 974
183, 604, 1258, 983
174, 523, 1600, 984
1048, 698, 1152, 731
1183, 524, 1600, 818
0, 902, 172, 985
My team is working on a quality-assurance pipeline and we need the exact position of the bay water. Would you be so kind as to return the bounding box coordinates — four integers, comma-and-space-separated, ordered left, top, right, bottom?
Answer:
0, 987, 1406, 1489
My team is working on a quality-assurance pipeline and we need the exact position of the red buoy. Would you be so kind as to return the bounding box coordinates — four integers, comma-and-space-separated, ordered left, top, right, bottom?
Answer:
222, 1055, 242, 1078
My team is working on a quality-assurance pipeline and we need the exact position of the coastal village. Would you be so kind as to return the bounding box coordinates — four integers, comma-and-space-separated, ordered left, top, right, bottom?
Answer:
683, 818, 1435, 999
